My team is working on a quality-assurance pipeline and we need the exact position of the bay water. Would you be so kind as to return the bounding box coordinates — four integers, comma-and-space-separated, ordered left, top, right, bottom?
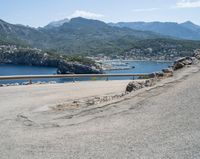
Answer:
0, 61, 172, 84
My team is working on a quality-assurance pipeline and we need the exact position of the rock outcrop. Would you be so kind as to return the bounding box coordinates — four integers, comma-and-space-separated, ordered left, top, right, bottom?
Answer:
194, 49, 200, 60
173, 57, 193, 70
168, 49, 200, 72
57, 60, 101, 74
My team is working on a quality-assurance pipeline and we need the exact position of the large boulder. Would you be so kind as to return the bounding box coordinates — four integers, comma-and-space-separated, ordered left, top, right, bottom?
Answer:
126, 79, 154, 92
173, 62, 184, 70
126, 81, 143, 92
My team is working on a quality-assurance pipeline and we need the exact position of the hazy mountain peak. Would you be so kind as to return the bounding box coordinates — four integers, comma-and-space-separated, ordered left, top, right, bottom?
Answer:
69, 17, 105, 24
45, 17, 104, 29
0, 19, 8, 25
45, 18, 69, 29
69, 17, 90, 22
180, 21, 200, 32
181, 21, 194, 25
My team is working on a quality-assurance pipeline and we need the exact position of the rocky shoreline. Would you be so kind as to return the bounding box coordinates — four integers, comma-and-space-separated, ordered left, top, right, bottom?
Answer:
0, 45, 102, 75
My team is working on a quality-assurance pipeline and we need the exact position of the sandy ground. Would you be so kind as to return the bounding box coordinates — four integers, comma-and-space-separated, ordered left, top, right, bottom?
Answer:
0, 64, 200, 159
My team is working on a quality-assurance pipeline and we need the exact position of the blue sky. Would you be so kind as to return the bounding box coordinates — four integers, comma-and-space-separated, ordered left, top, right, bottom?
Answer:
1, 0, 200, 27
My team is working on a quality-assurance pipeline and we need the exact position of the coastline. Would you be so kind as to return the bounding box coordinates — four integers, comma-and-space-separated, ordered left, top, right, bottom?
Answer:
0, 60, 172, 86
99, 59, 173, 63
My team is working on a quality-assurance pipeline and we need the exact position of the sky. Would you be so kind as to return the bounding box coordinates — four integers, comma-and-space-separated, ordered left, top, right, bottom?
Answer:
0, 0, 200, 27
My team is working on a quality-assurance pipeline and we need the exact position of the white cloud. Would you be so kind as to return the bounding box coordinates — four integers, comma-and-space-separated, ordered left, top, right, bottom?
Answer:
132, 8, 160, 12
67, 10, 105, 20
175, 0, 200, 8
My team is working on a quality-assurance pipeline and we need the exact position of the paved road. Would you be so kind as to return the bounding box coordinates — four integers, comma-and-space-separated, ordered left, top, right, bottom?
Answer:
0, 65, 200, 159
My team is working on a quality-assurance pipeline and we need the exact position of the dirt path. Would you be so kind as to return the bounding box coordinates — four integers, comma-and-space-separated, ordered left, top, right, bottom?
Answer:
0, 64, 200, 159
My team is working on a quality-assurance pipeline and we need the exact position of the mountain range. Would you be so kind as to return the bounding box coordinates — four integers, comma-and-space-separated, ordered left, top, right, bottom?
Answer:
0, 17, 200, 58
109, 21, 200, 41
0, 17, 164, 55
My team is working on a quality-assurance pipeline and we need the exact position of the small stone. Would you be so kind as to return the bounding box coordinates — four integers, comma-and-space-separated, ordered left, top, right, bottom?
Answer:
48, 81, 57, 84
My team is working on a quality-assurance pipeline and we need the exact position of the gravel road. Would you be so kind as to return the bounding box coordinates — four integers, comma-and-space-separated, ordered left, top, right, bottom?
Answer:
0, 64, 200, 159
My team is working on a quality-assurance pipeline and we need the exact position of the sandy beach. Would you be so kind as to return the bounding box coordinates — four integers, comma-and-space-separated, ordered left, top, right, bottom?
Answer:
0, 63, 200, 158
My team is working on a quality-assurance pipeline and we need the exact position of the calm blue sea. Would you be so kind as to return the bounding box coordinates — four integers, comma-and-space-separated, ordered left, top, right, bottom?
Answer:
0, 61, 172, 84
